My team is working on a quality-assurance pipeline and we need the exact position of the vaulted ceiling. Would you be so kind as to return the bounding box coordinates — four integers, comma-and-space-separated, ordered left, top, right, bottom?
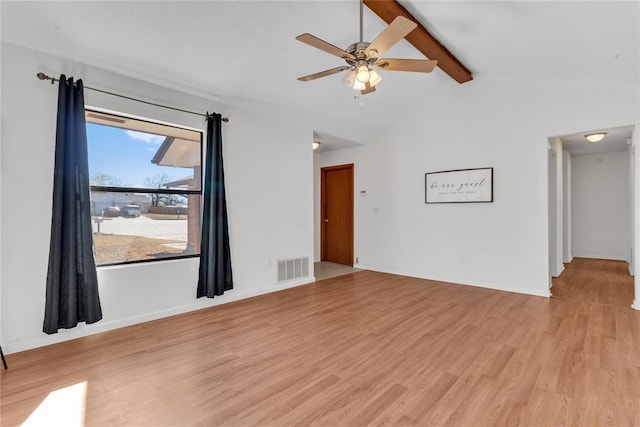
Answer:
1, 1, 638, 146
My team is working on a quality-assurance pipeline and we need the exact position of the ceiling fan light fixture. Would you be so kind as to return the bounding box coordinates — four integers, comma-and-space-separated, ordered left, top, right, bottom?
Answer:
342, 70, 365, 90
369, 69, 382, 87
342, 70, 356, 87
585, 132, 607, 143
356, 65, 371, 83
344, 67, 380, 91
352, 79, 366, 91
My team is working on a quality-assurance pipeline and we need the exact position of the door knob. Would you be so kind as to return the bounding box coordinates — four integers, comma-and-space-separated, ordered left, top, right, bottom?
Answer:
324, 218, 329, 223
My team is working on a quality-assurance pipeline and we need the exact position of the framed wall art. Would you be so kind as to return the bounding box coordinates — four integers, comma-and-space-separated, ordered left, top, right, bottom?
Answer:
425, 167, 493, 204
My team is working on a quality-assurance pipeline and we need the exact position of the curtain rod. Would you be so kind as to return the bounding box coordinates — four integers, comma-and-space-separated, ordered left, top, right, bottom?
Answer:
36, 72, 229, 123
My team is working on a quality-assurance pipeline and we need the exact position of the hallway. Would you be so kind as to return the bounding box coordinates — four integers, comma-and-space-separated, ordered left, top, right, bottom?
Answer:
551, 258, 634, 308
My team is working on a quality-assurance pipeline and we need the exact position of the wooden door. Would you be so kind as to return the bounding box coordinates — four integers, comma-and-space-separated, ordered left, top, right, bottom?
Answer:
321, 164, 354, 265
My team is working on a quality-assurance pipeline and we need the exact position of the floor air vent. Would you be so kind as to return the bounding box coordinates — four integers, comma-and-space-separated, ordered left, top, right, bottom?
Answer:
277, 257, 309, 282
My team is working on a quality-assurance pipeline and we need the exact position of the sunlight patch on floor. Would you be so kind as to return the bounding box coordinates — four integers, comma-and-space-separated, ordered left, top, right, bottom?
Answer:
22, 381, 87, 427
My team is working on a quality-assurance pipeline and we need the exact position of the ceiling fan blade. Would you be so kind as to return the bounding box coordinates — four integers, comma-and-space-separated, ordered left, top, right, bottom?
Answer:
365, 16, 417, 58
297, 66, 350, 82
374, 58, 438, 73
296, 33, 355, 61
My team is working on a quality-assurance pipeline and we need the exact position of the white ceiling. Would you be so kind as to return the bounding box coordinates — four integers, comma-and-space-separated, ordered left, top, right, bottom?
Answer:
1, 1, 638, 149
559, 125, 634, 156
313, 130, 364, 153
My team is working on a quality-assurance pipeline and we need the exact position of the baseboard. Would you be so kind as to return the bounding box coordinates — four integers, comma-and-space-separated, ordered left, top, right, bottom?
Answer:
571, 254, 628, 262
552, 264, 565, 278
5, 277, 316, 354
355, 264, 551, 298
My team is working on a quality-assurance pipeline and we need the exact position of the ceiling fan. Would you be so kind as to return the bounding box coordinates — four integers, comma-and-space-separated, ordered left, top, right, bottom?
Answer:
296, 0, 438, 95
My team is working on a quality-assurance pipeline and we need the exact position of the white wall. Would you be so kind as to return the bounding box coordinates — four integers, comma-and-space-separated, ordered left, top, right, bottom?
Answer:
571, 151, 629, 261
633, 128, 640, 309
313, 153, 321, 262
629, 141, 636, 275
563, 150, 572, 263
548, 147, 558, 283
314, 74, 639, 298
1, 42, 315, 353
0, 54, 3, 350
551, 138, 564, 277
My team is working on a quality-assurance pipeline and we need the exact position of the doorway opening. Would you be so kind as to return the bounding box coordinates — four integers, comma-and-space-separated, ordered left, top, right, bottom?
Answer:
547, 125, 636, 308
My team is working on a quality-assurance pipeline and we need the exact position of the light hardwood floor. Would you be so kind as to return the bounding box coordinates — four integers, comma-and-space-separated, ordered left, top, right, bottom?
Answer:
2, 264, 639, 426
551, 257, 634, 308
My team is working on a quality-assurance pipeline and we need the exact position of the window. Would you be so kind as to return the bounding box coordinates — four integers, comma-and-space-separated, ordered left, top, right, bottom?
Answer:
85, 110, 203, 266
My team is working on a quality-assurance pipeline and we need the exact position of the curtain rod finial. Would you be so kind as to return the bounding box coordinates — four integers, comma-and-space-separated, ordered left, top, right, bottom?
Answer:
37, 72, 55, 84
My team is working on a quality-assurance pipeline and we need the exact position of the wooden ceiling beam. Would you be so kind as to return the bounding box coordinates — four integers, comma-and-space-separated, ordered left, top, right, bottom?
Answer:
364, 0, 473, 84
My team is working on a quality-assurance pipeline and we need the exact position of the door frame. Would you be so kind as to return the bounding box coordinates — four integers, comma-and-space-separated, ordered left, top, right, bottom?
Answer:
546, 127, 639, 309
320, 163, 354, 264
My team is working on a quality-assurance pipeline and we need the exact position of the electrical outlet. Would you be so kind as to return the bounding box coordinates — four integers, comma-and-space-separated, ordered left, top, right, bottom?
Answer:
355, 257, 360, 263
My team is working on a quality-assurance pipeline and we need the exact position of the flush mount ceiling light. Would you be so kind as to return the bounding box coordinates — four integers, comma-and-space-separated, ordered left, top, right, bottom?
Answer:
312, 141, 321, 150
585, 132, 607, 143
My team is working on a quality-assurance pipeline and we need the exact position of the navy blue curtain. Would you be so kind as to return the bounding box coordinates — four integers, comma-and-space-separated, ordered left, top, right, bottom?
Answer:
197, 113, 233, 297
43, 75, 102, 334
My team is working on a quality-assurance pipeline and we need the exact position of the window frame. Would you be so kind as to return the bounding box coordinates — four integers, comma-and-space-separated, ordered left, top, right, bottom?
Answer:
86, 109, 204, 267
